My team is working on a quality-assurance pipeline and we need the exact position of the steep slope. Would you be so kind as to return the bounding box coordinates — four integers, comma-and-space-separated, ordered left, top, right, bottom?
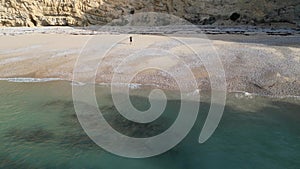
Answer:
0, 0, 299, 27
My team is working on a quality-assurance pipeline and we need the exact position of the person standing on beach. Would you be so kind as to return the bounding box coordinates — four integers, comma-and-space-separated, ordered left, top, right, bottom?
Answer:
129, 36, 133, 44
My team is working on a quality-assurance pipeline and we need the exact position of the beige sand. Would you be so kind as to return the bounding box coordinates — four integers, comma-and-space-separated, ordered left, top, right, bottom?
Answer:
0, 31, 300, 96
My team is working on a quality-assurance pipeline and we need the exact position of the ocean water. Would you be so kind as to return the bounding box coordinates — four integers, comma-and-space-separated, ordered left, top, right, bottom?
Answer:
0, 80, 299, 169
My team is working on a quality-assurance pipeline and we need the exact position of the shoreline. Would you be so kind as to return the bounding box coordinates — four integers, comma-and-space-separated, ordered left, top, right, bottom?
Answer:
1, 77, 300, 100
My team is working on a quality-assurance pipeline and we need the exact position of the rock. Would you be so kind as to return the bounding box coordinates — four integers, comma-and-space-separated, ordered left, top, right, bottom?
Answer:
0, 0, 299, 27
230, 12, 241, 21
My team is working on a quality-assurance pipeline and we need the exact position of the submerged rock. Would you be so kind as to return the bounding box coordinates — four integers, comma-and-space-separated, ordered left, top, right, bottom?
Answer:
6, 127, 54, 143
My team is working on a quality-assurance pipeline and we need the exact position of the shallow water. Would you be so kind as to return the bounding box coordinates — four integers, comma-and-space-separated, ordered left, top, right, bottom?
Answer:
0, 80, 299, 169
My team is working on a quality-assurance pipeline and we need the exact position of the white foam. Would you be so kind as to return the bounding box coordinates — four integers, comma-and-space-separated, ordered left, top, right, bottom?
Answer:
127, 83, 142, 89
231, 91, 300, 99
110, 83, 142, 89
70, 81, 87, 86
0, 78, 61, 83
70, 82, 142, 89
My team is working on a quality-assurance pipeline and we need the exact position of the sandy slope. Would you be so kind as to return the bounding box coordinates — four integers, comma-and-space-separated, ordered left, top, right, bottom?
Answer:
0, 28, 299, 96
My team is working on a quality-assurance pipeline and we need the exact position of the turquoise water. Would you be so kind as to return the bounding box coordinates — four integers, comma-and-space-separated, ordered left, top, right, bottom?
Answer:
0, 80, 299, 169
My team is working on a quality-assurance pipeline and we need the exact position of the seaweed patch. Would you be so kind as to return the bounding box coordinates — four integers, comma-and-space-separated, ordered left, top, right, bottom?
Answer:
6, 127, 54, 143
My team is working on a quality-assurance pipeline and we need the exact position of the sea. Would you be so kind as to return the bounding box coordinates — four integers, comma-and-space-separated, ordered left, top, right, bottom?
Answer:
0, 80, 299, 169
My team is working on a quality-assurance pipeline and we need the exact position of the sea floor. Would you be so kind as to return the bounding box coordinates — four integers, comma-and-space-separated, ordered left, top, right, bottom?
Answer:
0, 80, 299, 169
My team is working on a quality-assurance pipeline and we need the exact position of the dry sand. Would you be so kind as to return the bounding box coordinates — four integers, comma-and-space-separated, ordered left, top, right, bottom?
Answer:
0, 27, 299, 96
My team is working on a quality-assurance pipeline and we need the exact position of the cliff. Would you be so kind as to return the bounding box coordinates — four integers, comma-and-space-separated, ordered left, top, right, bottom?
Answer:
0, 0, 300, 27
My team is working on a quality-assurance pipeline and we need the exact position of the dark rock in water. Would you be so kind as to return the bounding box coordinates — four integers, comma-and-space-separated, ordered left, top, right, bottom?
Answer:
69, 113, 78, 119
101, 105, 165, 138
60, 112, 82, 129
100, 98, 180, 138
6, 127, 54, 143
59, 132, 98, 150
43, 100, 74, 110
0, 156, 39, 169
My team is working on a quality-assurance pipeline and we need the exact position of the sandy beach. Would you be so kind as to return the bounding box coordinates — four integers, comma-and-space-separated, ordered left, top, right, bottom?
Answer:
0, 27, 300, 96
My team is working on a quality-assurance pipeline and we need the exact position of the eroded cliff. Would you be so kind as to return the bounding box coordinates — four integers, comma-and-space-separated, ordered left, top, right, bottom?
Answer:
0, 0, 300, 27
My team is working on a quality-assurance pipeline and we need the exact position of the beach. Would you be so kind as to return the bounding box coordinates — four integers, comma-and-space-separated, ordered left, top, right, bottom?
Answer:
0, 26, 300, 96
1, 26, 300, 168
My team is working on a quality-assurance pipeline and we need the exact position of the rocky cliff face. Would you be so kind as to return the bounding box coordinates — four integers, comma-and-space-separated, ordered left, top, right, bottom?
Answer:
0, 0, 300, 27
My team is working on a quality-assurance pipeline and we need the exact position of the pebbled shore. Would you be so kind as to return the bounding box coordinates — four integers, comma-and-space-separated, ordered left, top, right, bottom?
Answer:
0, 27, 299, 97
